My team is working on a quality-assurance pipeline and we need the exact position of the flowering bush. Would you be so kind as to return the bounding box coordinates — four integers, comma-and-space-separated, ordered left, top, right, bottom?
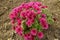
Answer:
9, 2, 54, 40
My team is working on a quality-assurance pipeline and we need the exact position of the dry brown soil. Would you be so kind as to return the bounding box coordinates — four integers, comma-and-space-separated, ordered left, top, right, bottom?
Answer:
0, 0, 60, 40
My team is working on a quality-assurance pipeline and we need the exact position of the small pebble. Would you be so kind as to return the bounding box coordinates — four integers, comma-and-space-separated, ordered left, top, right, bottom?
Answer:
8, 38, 14, 40
42, 0, 44, 1
8, 38, 11, 40
54, 39, 59, 40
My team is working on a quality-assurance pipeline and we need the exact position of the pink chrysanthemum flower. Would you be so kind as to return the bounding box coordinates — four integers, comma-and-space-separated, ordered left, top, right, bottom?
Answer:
17, 18, 22, 25
37, 10, 42, 14
30, 28, 37, 36
37, 32, 44, 39
33, 4, 40, 11
39, 18, 48, 29
27, 2, 34, 8
15, 26, 23, 36
24, 33, 32, 40
20, 11, 26, 18
26, 20, 32, 27
41, 14, 46, 18
9, 13, 16, 20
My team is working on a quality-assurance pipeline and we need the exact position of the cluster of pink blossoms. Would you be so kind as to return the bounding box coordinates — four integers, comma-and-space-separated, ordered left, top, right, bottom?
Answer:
9, 2, 48, 40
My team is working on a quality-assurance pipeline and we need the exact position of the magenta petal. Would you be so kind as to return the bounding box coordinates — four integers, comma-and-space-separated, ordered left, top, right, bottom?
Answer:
41, 14, 46, 18
26, 20, 31, 27
17, 18, 22, 25
15, 26, 23, 33
37, 32, 44, 39
18, 31, 23, 36
39, 18, 49, 29
37, 11, 42, 14
31, 28, 37, 36
43, 24, 48, 29
24, 33, 32, 40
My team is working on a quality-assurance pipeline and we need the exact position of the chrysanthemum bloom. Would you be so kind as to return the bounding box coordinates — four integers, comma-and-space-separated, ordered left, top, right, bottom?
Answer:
9, 7, 19, 18
41, 14, 46, 18
33, 4, 40, 11
15, 26, 23, 36
24, 33, 32, 40
37, 32, 44, 39
39, 18, 48, 29
17, 18, 22, 25
20, 12, 24, 17
24, 34, 28, 40
26, 18, 34, 27
30, 28, 37, 36
37, 10, 42, 14
26, 20, 32, 27
9, 13, 16, 20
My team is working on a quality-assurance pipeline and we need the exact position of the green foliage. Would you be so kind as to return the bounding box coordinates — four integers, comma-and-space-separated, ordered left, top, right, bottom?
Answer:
42, 9, 54, 24
35, 36, 39, 40
31, 18, 42, 31
23, 20, 30, 33
23, 21, 27, 30
42, 9, 48, 14
47, 15, 54, 24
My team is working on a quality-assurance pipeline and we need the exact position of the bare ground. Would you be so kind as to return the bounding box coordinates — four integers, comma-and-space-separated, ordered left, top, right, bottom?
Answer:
0, 0, 60, 40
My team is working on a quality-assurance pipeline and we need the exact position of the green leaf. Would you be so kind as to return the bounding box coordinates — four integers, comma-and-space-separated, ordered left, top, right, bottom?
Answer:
47, 16, 54, 24
23, 21, 27, 30
42, 9, 54, 24
31, 18, 42, 31
35, 36, 39, 40
42, 9, 48, 14
42, 9, 52, 17
22, 20, 29, 33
